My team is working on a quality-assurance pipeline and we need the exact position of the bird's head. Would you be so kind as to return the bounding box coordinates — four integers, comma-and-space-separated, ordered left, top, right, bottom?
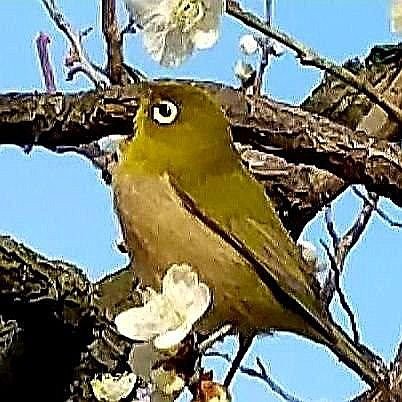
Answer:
117, 82, 237, 179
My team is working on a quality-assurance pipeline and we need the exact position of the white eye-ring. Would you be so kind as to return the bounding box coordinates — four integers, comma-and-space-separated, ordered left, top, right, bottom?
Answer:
151, 100, 179, 125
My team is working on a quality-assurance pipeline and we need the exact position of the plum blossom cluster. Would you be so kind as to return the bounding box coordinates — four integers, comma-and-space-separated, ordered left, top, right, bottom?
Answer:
115, 263, 211, 350
234, 33, 285, 90
125, 0, 224, 66
90, 372, 137, 402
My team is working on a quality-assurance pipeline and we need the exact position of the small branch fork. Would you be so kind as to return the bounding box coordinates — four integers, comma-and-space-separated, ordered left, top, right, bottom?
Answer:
197, 327, 303, 402
352, 187, 402, 229
42, 0, 144, 88
320, 187, 379, 343
320, 184, 402, 344
205, 351, 304, 402
41, 0, 110, 88
253, 0, 274, 95
225, 0, 402, 125
322, 186, 402, 312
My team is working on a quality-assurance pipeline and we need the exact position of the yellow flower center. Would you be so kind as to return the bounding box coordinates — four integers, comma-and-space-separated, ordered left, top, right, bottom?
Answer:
172, 0, 205, 33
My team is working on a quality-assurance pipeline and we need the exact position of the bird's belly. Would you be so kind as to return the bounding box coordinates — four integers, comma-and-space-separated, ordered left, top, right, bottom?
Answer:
114, 174, 310, 336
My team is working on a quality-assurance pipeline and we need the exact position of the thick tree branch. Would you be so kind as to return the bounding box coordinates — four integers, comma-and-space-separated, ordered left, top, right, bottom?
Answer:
0, 81, 401, 212
225, 92, 402, 208
303, 46, 402, 141
0, 236, 132, 401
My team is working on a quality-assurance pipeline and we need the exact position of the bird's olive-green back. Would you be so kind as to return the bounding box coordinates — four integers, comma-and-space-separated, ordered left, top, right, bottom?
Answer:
117, 82, 326, 325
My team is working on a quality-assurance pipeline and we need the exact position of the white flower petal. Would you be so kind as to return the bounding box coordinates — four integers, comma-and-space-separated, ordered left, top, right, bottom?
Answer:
151, 367, 185, 395
143, 26, 169, 63
162, 264, 211, 324
239, 34, 259, 55
391, 0, 402, 33
193, 29, 219, 49
125, 0, 222, 66
115, 294, 182, 341
97, 135, 127, 154
91, 372, 136, 402
116, 265, 210, 349
154, 322, 192, 350
182, 282, 211, 325
115, 307, 156, 341
270, 39, 286, 57
159, 30, 195, 67
234, 60, 255, 81
125, 0, 171, 25
198, 0, 224, 30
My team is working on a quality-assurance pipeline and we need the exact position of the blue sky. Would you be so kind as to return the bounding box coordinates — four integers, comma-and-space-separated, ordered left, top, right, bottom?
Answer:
0, 1, 401, 401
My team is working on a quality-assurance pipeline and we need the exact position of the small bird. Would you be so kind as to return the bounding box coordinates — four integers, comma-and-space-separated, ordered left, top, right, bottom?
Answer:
106, 82, 385, 387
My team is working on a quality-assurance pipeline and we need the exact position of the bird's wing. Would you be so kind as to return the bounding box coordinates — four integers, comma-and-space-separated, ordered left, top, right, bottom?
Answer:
167, 171, 331, 337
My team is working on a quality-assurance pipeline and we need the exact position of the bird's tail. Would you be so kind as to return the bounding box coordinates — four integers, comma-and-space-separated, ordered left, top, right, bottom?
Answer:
320, 319, 388, 388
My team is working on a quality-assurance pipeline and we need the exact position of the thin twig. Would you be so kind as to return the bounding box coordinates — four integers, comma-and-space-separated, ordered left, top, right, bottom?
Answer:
41, 0, 110, 88
321, 241, 360, 344
254, 0, 274, 95
205, 351, 304, 402
36, 32, 57, 93
198, 324, 233, 353
225, 0, 402, 124
322, 188, 377, 305
352, 186, 402, 229
223, 334, 253, 387
324, 205, 339, 249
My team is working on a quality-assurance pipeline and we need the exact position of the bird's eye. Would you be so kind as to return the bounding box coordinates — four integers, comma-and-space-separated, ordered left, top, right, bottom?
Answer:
151, 100, 179, 125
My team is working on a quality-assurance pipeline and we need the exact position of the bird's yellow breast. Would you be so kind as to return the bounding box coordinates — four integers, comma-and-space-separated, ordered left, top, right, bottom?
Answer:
112, 171, 316, 338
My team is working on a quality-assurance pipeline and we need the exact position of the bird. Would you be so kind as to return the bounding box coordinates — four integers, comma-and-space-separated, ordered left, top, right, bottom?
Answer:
103, 81, 385, 387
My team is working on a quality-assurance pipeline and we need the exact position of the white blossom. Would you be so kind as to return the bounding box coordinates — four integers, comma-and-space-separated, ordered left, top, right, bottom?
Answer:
151, 366, 185, 395
234, 60, 255, 82
125, 0, 223, 67
115, 264, 211, 349
270, 39, 286, 57
90, 372, 136, 402
391, 0, 402, 33
239, 34, 259, 55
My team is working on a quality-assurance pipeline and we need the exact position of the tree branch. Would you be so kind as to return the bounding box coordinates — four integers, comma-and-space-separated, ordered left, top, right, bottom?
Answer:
321, 241, 360, 344
41, 0, 110, 87
225, 0, 402, 125
1, 81, 402, 214
352, 186, 402, 229
302, 45, 402, 142
36, 32, 57, 94
102, 0, 124, 85
0, 235, 133, 401
205, 351, 305, 402
322, 189, 377, 311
